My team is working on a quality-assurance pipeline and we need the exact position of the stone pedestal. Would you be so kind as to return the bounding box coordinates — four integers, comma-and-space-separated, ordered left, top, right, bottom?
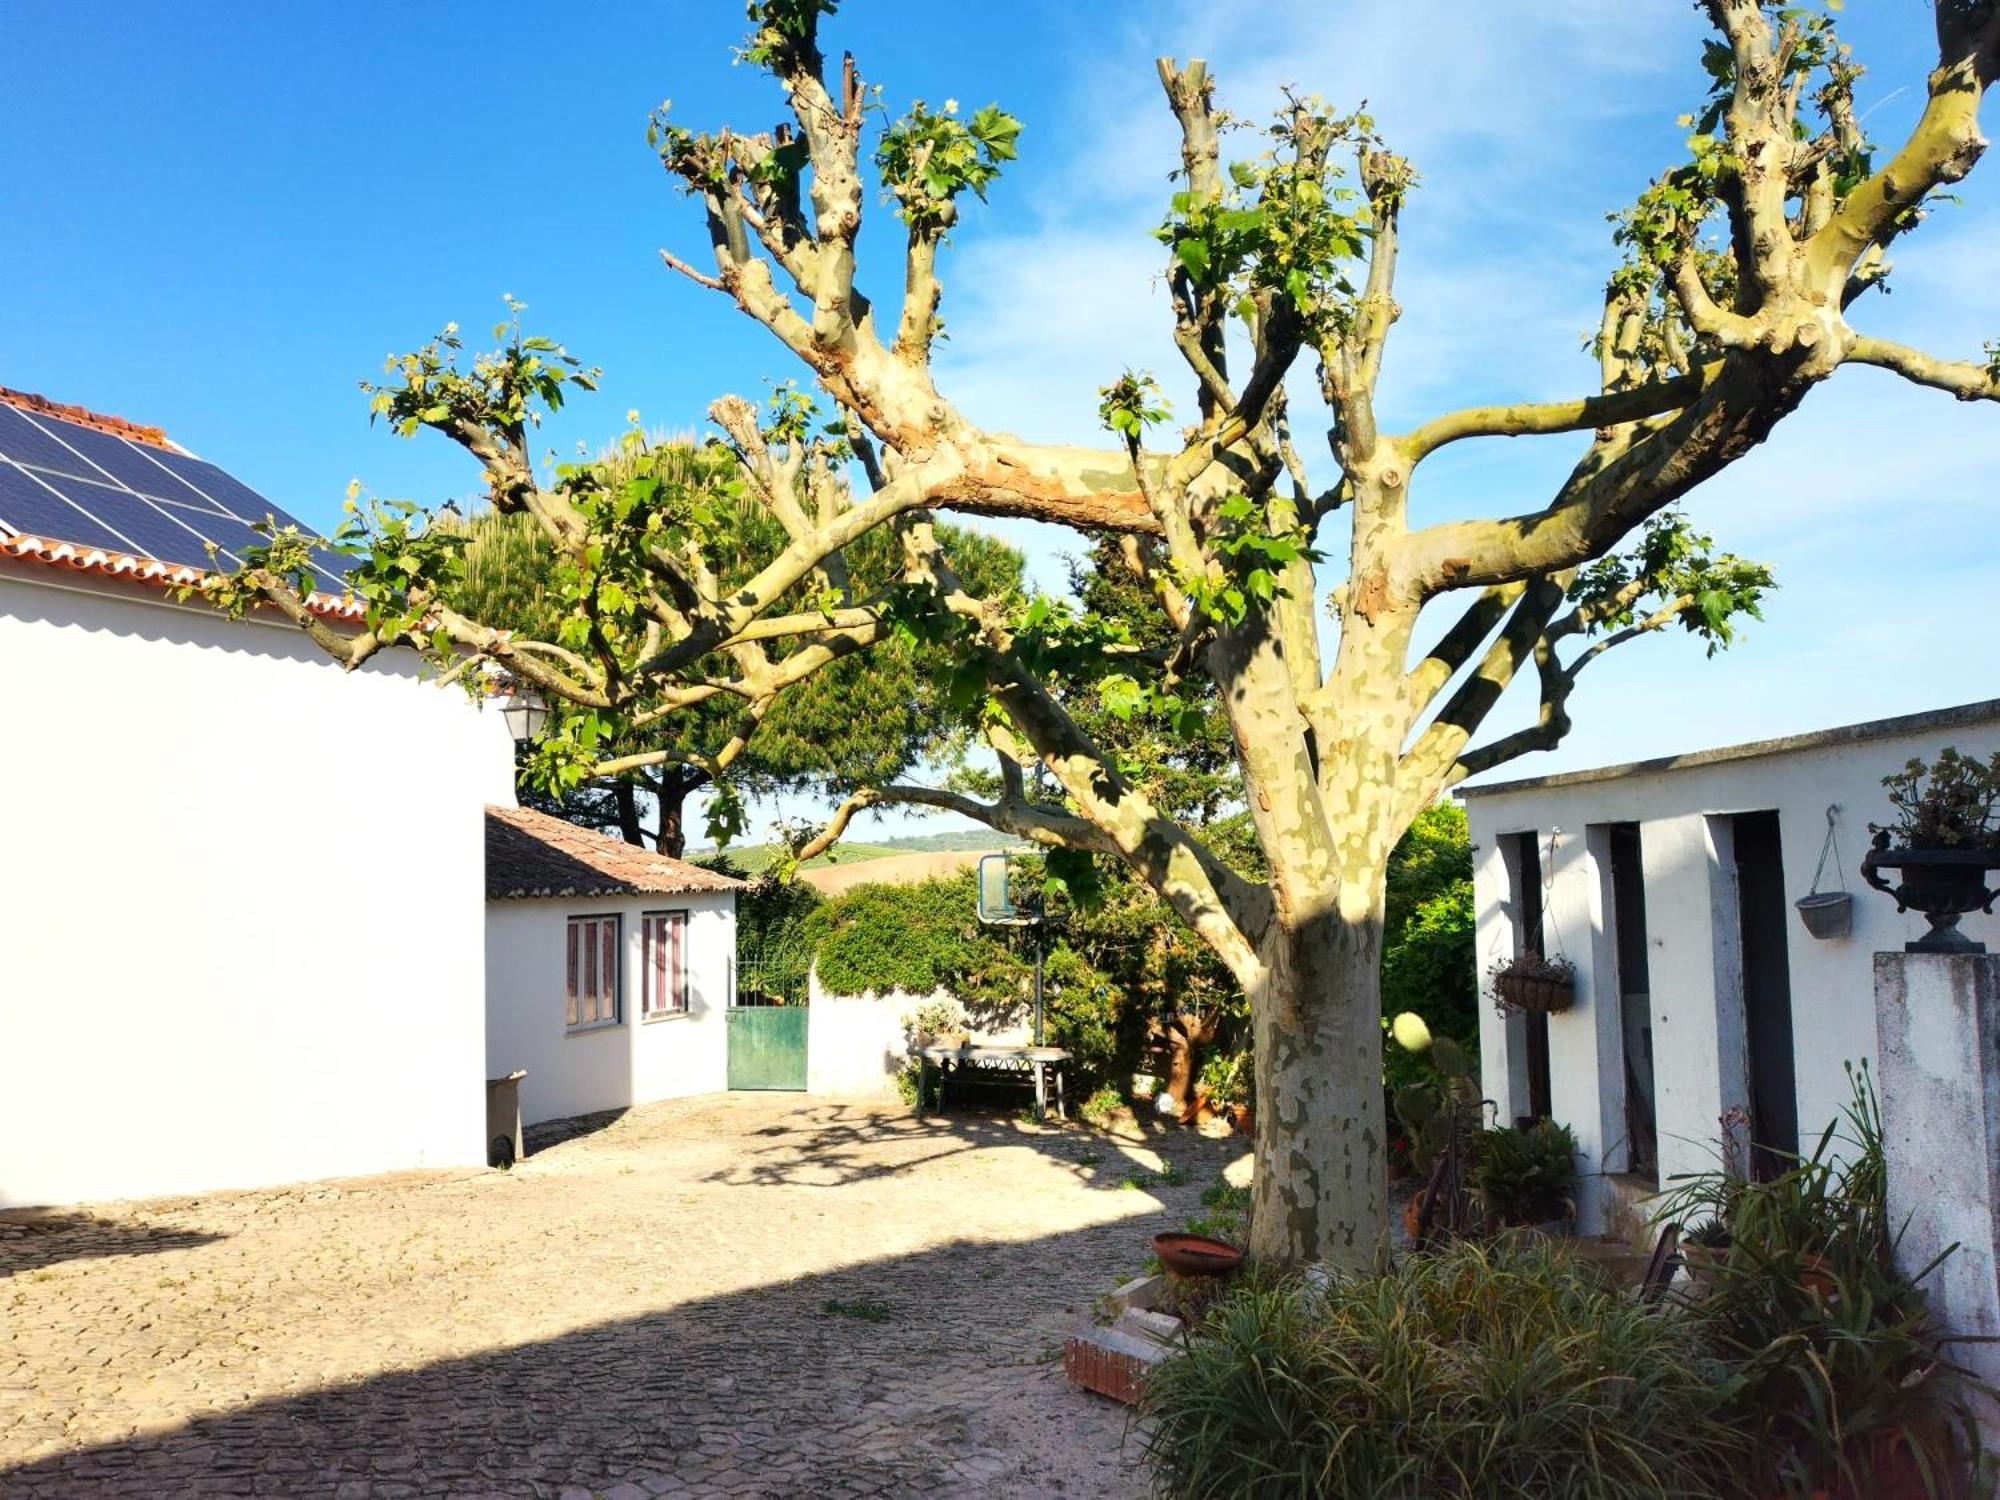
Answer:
1873, 952, 2000, 1440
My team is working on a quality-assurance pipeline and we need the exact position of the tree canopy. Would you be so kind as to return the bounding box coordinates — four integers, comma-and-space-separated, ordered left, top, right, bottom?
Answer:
206, 0, 2000, 1265
441, 425, 1021, 852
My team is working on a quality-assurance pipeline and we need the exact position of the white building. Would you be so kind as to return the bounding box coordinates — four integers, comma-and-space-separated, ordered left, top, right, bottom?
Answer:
0, 390, 516, 1207
485, 804, 743, 1125
1462, 699, 2000, 1240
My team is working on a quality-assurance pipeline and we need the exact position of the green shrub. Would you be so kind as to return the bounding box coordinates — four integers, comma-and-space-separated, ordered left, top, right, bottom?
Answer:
1656, 1062, 1981, 1496
1197, 1048, 1250, 1108
800, 870, 1125, 1088
1381, 803, 1477, 1092
1143, 1239, 1752, 1500
1475, 1118, 1578, 1227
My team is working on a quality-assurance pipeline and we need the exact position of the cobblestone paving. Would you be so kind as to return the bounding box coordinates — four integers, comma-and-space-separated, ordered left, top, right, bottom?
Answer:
2, 1095, 1239, 1497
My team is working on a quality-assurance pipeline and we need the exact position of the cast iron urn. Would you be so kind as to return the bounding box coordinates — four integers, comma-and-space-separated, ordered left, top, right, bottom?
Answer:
1860, 831, 2000, 954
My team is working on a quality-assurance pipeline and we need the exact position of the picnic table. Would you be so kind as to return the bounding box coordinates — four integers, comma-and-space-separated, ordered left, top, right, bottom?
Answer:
914, 1043, 1072, 1121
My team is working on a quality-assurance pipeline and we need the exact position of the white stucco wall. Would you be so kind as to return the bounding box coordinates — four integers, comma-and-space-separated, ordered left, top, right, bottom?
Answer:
1465, 703, 2000, 1234
802, 967, 1039, 1099
484, 890, 734, 1126
802, 972, 948, 1098
0, 564, 515, 1208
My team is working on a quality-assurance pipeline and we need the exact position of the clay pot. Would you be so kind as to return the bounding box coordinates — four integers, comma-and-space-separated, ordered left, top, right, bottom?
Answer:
1152, 1232, 1245, 1278
1808, 1422, 1964, 1500
1227, 1103, 1253, 1135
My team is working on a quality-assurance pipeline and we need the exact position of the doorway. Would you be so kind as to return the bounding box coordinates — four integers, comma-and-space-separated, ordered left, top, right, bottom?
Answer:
1731, 810, 1798, 1178
1606, 823, 1657, 1182
1507, 830, 1553, 1124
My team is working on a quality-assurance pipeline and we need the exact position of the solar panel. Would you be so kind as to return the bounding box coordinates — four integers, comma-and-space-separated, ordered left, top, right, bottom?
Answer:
0, 401, 352, 594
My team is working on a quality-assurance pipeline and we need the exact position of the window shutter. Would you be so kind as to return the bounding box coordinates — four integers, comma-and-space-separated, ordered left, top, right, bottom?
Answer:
601, 919, 618, 1022
671, 913, 685, 1012
566, 920, 580, 1028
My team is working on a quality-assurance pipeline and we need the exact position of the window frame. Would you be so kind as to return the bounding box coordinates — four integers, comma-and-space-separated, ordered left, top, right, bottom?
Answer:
639, 908, 690, 1021
564, 912, 623, 1034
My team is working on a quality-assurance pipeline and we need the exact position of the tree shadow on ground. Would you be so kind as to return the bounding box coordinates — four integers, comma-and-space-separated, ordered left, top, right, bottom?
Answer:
698, 1098, 1230, 1193
0, 1208, 224, 1276
0, 1219, 1159, 1499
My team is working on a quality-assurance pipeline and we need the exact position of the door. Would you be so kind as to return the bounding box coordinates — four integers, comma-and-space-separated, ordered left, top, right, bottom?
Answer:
727, 1001, 808, 1091
1732, 810, 1798, 1178
1607, 823, 1658, 1182
1509, 831, 1553, 1124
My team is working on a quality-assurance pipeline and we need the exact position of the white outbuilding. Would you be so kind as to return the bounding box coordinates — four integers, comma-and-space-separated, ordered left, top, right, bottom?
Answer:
1461, 699, 2000, 1240
484, 804, 744, 1126
0, 388, 517, 1208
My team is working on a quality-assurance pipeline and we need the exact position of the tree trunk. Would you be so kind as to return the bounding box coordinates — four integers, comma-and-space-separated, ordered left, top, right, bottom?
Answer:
656, 777, 689, 858
1246, 903, 1389, 1270
614, 781, 644, 847
1161, 1009, 1222, 1124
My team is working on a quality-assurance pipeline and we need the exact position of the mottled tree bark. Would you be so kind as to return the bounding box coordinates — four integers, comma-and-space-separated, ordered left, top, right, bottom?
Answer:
1249, 902, 1389, 1266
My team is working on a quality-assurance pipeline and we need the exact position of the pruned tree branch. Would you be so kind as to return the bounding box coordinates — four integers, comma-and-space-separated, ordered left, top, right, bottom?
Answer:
1847, 334, 2000, 402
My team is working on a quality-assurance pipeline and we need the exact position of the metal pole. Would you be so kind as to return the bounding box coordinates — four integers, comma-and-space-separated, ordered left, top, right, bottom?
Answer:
1033, 922, 1045, 1046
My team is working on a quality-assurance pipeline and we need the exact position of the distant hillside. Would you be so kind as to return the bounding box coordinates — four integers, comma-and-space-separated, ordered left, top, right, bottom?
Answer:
694, 827, 1019, 876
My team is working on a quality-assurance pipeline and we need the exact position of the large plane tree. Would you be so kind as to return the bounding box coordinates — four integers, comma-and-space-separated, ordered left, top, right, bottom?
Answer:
215, 1, 2000, 1266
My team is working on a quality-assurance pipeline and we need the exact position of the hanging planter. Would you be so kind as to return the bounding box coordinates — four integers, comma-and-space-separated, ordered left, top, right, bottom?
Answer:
1796, 804, 1854, 940
1795, 891, 1853, 940
1490, 829, 1576, 1016
1489, 952, 1576, 1016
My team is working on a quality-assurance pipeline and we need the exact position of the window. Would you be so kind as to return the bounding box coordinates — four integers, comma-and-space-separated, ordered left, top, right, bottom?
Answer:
566, 915, 620, 1031
641, 911, 688, 1019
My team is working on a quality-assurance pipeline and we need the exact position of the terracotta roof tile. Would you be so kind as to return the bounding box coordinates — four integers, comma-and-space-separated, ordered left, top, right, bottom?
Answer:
0, 533, 367, 621
0, 386, 173, 450
486, 803, 746, 900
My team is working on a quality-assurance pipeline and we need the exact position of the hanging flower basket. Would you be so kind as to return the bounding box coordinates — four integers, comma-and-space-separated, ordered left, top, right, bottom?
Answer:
1489, 953, 1576, 1017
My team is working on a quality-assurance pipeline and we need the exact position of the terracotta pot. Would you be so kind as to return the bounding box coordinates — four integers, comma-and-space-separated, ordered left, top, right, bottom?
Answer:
1227, 1103, 1253, 1134
1152, 1232, 1245, 1278
1807, 1422, 1964, 1500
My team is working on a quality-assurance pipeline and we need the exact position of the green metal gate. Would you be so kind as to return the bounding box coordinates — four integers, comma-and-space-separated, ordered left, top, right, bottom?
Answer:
727, 1002, 808, 1091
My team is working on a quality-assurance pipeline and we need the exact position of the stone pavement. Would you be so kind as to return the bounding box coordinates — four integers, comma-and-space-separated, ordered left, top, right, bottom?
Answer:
1, 1094, 1240, 1497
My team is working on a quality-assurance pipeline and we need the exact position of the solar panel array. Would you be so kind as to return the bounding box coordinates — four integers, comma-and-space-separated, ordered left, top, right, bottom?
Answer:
0, 401, 351, 594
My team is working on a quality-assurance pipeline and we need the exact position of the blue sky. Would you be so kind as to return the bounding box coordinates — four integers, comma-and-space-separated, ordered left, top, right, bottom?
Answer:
4, 3, 1996, 838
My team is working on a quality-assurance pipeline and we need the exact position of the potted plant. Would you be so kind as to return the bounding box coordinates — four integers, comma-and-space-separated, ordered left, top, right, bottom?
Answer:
1391, 1033, 1487, 1244
1861, 747, 2000, 953
1682, 1217, 1733, 1289
1488, 951, 1576, 1016
1199, 1050, 1253, 1133
1474, 1118, 1579, 1234
910, 998, 969, 1051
